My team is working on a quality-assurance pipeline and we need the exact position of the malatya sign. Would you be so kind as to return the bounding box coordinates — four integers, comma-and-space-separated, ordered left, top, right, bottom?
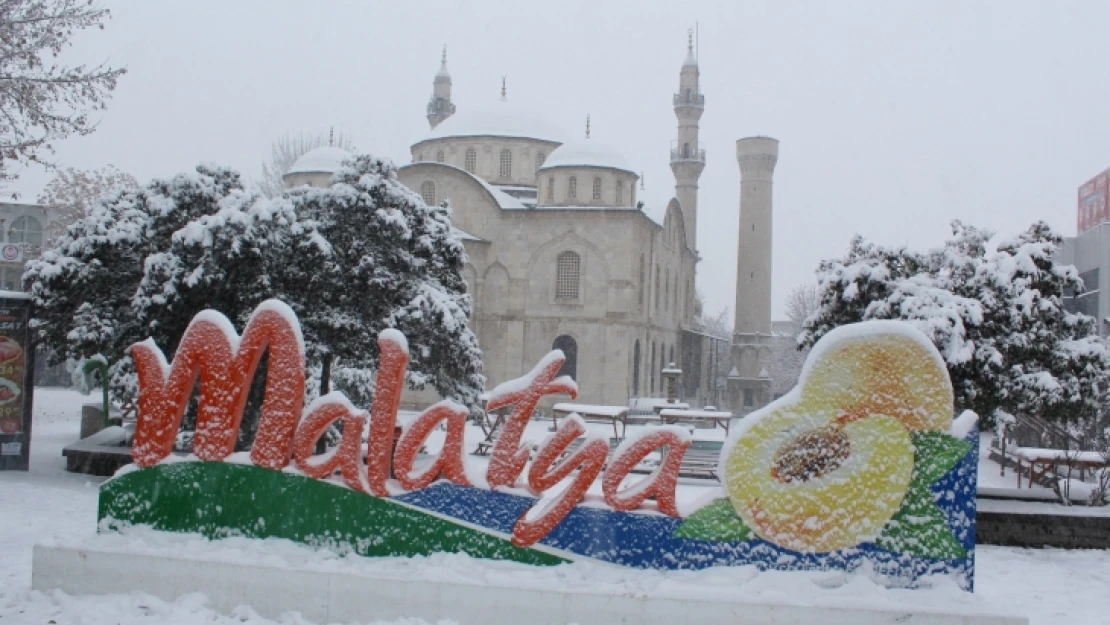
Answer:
100, 300, 978, 588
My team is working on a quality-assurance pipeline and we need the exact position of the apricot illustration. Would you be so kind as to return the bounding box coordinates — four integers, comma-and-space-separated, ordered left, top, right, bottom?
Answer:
720, 322, 949, 553
723, 407, 913, 553
797, 329, 952, 433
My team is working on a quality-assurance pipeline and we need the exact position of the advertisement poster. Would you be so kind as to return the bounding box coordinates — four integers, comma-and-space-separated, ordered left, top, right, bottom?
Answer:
0, 294, 33, 471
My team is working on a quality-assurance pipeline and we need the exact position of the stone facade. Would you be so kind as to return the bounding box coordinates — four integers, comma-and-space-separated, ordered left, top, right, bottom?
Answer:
282, 37, 776, 411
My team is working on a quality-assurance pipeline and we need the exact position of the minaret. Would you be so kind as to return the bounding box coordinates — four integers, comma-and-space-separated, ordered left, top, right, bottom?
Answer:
731, 136, 779, 410
669, 29, 706, 251
426, 46, 455, 129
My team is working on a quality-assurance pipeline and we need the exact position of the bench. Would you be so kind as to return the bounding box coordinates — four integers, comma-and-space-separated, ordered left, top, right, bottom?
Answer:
658, 408, 736, 434
552, 403, 630, 439
1013, 447, 1109, 489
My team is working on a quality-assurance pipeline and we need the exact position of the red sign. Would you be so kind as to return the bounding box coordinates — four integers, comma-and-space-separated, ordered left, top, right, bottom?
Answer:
1078, 169, 1110, 235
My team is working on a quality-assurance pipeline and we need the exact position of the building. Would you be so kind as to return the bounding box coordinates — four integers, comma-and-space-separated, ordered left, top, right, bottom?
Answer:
1059, 168, 1110, 336
283, 35, 778, 412
0, 203, 52, 292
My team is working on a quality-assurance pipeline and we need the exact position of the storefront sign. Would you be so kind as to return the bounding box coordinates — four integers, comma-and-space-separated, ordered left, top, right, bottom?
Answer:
0, 293, 34, 470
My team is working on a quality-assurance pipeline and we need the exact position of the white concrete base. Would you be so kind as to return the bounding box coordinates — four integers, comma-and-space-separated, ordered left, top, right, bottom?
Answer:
32, 545, 1027, 625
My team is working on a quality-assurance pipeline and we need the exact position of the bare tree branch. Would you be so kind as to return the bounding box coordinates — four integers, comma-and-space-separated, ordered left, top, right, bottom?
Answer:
256, 130, 356, 197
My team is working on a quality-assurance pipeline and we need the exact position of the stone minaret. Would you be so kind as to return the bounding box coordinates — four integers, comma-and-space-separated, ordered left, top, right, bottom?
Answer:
426, 46, 455, 129
669, 29, 705, 251
730, 137, 779, 411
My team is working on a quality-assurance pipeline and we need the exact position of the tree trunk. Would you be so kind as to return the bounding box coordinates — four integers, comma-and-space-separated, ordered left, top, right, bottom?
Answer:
315, 353, 334, 454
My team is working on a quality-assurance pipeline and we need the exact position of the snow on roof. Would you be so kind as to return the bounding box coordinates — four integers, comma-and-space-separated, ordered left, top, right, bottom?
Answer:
287, 146, 351, 175
451, 226, 485, 242
474, 178, 527, 210
422, 100, 565, 143
540, 139, 635, 174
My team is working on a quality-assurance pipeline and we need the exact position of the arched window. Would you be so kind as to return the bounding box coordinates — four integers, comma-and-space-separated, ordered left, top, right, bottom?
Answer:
535, 152, 546, 172
669, 344, 675, 367
9, 216, 43, 248
616, 180, 624, 205
650, 342, 657, 394
435, 150, 445, 163
568, 176, 577, 199
464, 148, 476, 173
592, 176, 602, 200
547, 177, 555, 201
420, 181, 436, 206
555, 251, 581, 300
553, 335, 578, 380
499, 149, 512, 178
633, 340, 641, 396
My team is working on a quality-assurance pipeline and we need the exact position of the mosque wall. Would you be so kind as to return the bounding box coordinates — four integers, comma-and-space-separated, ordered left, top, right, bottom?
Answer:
410, 136, 561, 188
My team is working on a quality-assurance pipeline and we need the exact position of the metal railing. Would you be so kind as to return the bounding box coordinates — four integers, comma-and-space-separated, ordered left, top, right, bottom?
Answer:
673, 92, 705, 107
670, 147, 706, 163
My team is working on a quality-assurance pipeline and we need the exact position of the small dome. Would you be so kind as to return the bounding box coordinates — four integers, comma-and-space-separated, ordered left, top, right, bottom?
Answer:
540, 139, 635, 174
424, 100, 564, 143
287, 146, 351, 175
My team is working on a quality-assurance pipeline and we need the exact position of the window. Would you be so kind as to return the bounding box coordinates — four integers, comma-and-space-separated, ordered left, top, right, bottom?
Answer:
435, 150, 445, 163
0, 267, 21, 291
547, 177, 555, 201
632, 340, 641, 396
555, 251, 581, 300
499, 149, 512, 178
552, 335, 578, 380
417, 153, 424, 162
637, 255, 645, 307
568, 176, 577, 199
592, 176, 602, 200
655, 266, 660, 312
682, 142, 690, 158
465, 148, 476, 173
743, 389, 755, 408
9, 216, 43, 248
669, 345, 674, 366
536, 152, 546, 172
616, 180, 624, 205
420, 181, 436, 206
1075, 268, 1100, 318
650, 342, 656, 394
665, 269, 670, 311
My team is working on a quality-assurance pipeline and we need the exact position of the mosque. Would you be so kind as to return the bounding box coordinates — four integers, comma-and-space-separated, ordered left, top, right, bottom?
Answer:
282, 34, 781, 414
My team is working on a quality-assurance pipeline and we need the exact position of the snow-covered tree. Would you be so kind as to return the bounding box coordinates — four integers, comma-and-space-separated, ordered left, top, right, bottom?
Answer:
25, 165, 251, 414
283, 154, 485, 411
37, 166, 139, 241
256, 130, 356, 198
27, 155, 485, 428
800, 221, 1110, 422
1, 0, 126, 194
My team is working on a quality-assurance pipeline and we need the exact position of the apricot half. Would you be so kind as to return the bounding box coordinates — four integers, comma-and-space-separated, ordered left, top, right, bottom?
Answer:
797, 326, 953, 433
723, 407, 913, 553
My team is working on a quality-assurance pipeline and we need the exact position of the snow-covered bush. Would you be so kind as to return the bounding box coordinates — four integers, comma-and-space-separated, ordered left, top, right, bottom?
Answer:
801, 221, 1110, 423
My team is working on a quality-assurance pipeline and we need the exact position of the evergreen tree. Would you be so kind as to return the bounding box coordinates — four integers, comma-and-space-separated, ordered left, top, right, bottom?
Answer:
284, 155, 484, 411
800, 220, 1110, 422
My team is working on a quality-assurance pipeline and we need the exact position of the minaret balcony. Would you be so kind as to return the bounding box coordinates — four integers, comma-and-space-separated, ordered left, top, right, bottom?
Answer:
673, 92, 705, 108
670, 141, 706, 164
426, 99, 457, 116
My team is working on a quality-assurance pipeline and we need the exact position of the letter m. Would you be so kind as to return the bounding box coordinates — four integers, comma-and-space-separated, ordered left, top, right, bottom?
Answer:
129, 300, 305, 470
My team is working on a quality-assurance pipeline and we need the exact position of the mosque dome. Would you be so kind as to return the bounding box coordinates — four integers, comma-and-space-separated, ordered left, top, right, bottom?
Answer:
540, 139, 635, 174
423, 100, 565, 143
287, 146, 351, 175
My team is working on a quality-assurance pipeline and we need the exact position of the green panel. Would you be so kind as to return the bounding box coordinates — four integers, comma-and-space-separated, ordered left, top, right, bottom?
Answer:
673, 498, 752, 542
98, 462, 567, 567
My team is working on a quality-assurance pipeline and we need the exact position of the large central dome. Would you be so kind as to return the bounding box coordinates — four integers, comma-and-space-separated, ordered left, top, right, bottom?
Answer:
424, 100, 565, 143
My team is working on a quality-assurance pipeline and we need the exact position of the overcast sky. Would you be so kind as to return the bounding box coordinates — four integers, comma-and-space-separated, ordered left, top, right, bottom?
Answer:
7, 0, 1110, 323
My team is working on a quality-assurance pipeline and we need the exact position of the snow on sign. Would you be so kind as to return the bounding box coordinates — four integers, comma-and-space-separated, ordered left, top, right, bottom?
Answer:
98, 301, 977, 589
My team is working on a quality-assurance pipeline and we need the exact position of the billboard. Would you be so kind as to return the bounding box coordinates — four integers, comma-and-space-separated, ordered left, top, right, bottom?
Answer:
1078, 169, 1110, 235
0, 294, 34, 470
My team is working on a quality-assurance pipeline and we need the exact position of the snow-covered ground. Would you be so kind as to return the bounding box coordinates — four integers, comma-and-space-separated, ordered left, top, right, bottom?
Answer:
2, 389, 1110, 624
